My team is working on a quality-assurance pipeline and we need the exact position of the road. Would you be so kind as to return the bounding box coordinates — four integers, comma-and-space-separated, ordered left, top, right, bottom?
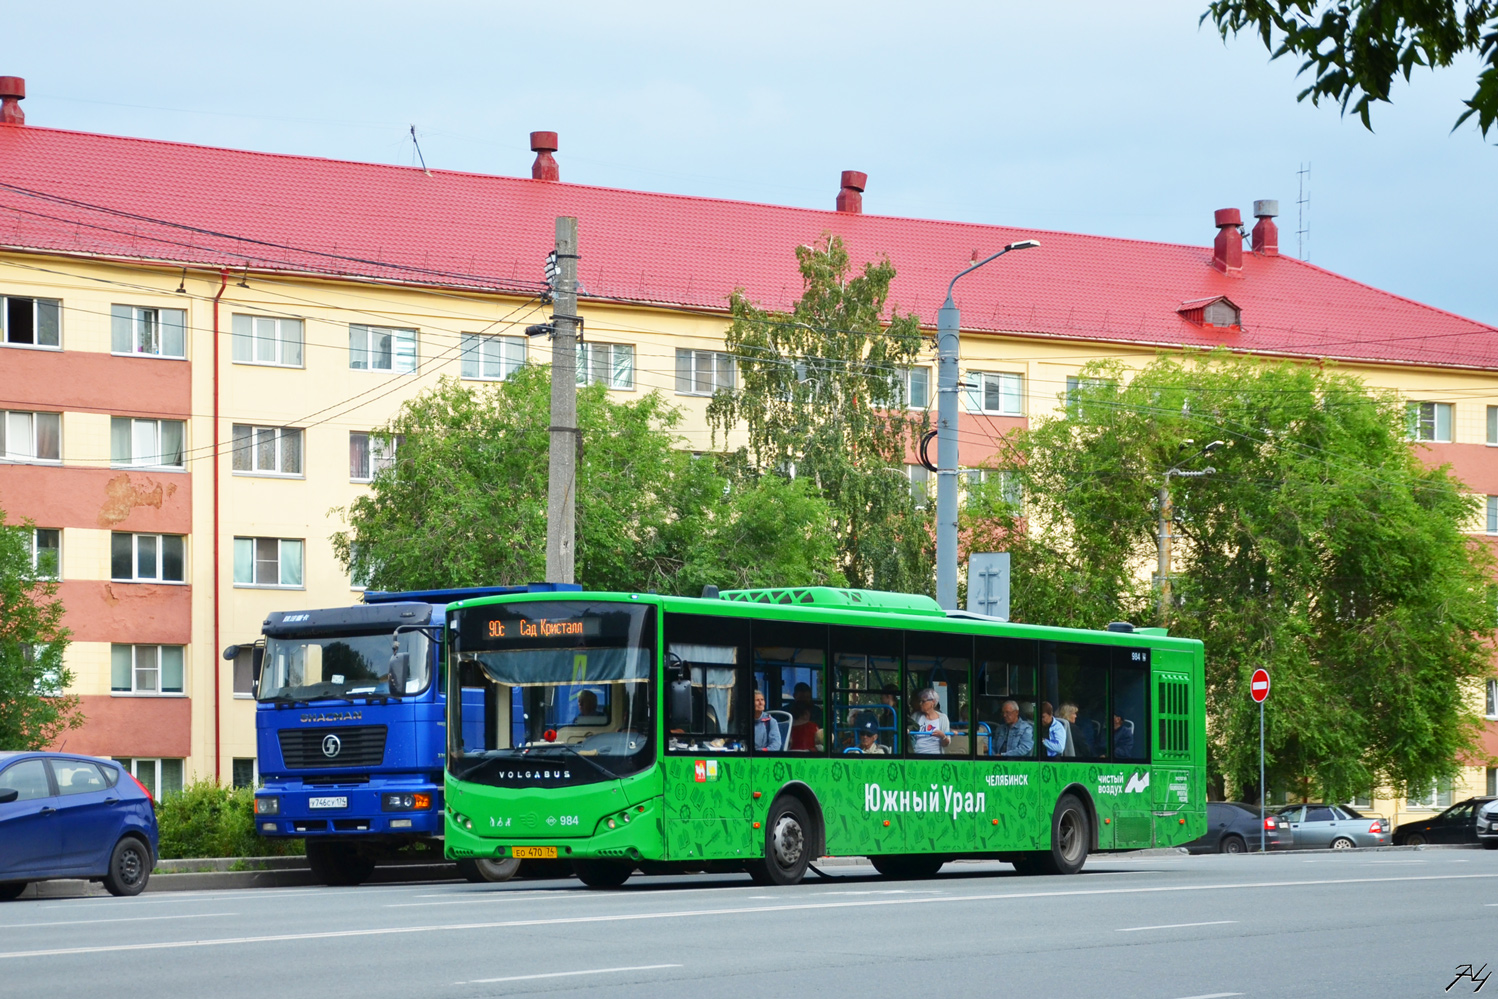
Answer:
2, 850, 1495, 998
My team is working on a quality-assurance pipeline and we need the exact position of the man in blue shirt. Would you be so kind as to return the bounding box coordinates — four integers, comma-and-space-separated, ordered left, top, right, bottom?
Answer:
752, 689, 781, 751
992, 700, 1033, 757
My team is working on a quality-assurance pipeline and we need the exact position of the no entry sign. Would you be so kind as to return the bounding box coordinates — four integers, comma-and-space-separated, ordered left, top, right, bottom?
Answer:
1250, 668, 1271, 703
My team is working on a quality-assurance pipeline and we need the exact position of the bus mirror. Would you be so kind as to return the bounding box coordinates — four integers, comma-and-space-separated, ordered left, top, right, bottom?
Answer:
668, 680, 693, 727
388, 652, 410, 694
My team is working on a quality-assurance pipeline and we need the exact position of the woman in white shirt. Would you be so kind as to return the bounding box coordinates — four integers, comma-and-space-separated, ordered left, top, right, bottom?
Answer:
910, 687, 951, 755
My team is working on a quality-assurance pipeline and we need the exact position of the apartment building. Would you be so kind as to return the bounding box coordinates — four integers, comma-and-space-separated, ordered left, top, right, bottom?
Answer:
0, 75, 1494, 823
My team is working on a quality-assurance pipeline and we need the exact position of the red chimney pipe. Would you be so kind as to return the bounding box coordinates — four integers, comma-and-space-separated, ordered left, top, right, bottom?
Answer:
530, 131, 559, 181
0, 76, 25, 126
836, 170, 867, 214
1251, 199, 1279, 256
1212, 207, 1243, 274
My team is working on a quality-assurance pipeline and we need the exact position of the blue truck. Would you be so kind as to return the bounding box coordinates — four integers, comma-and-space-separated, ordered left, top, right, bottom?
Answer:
226, 584, 577, 886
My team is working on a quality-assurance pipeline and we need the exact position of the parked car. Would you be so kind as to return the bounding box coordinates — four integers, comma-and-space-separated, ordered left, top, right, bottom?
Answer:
1277, 803, 1389, 849
0, 752, 159, 900
1393, 796, 1496, 847
1185, 801, 1293, 854
1477, 800, 1498, 850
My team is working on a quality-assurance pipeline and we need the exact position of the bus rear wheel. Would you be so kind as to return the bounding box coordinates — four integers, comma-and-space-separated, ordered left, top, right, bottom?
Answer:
746, 795, 813, 886
572, 859, 632, 888
1014, 794, 1090, 876
869, 855, 946, 880
456, 857, 520, 883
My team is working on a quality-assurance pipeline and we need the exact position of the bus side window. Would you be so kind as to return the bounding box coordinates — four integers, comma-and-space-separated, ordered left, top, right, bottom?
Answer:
1110, 650, 1149, 762
974, 637, 1037, 759
829, 625, 902, 757
752, 619, 828, 755
1041, 642, 1109, 761
663, 613, 752, 753
906, 629, 973, 757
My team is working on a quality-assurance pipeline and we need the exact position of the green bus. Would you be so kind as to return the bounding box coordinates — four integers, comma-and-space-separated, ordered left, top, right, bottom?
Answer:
443, 586, 1206, 887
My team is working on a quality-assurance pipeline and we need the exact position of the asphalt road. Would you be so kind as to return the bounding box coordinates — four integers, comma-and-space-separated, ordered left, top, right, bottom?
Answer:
2, 850, 1495, 999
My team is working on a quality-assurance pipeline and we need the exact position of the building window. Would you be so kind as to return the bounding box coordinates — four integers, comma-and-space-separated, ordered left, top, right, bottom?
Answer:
961, 468, 1023, 509
111, 644, 185, 695
114, 758, 184, 800
349, 432, 399, 482
2, 295, 61, 348
578, 342, 635, 390
111, 533, 185, 583
1408, 401, 1453, 442
1489, 768, 1497, 798
231, 425, 302, 476
111, 305, 186, 358
1406, 779, 1453, 809
899, 366, 930, 409
965, 371, 1024, 415
1490, 498, 1498, 535
675, 349, 735, 396
231, 315, 303, 367
905, 464, 930, 508
233, 537, 303, 587
460, 333, 525, 381
231, 758, 256, 789
1, 410, 62, 462
349, 324, 417, 373
1346, 794, 1372, 809
1487, 678, 1497, 719
110, 417, 185, 469
1488, 406, 1497, 446
232, 648, 257, 697
30, 528, 60, 579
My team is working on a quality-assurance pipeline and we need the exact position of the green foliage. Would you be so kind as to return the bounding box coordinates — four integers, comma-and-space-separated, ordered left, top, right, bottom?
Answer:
333, 365, 843, 594
154, 781, 303, 860
0, 503, 79, 751
977, 352, 1495, 801
1203, 0, 1498, 136
708, 234, 933, 592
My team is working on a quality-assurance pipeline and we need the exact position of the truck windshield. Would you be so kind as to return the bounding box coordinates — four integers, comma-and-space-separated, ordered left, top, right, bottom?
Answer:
258, 631, 431, 702
449, 601, 654, 786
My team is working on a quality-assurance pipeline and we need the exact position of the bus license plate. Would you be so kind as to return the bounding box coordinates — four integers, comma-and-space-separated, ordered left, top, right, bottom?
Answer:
309, 796, 347, 810
511, 846, 557, 859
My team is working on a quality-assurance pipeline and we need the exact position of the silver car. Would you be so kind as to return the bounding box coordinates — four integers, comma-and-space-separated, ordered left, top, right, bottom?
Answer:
1477, 800, 1498, 850
1277, 804, 1390, 849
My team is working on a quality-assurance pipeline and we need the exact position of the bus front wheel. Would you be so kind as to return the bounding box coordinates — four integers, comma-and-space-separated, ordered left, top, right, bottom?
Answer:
746, 795, 813, 886
572, 859, 632, 888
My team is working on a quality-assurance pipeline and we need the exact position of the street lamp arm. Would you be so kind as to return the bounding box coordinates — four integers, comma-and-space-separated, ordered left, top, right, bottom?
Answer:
944, 239, 1041, 304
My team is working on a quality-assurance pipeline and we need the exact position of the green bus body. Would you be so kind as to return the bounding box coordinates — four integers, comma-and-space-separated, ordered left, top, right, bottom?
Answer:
443, 588, 1206, 878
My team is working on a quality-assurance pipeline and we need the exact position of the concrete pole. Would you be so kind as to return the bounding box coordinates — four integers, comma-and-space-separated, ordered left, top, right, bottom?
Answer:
545, 217, 579, 584
936, 294, 960, 610
1157, 476, 1173, 621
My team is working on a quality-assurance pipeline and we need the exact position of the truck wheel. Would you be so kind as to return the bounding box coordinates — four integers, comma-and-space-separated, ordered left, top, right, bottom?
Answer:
102, 836, 152, 897
572, 860, 632, 888
0, 882, 27, 901
745, 795, 813, 886
456, 858, 520, 883
307, 841, 376, 886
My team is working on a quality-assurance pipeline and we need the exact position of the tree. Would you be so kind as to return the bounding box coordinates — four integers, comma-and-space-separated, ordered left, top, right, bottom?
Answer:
708, 234, 933, 592
970, 352, 1495, 801
332, 366, 843, 594
1203, 1, 1498, 136
0, 505, 79, 750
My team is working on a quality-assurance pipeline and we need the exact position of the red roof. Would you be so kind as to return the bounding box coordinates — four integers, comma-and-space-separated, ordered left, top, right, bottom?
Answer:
2, 124, 1495, 370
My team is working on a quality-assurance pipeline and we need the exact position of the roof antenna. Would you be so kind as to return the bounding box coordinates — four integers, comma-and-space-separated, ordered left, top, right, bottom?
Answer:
410, 125, 431, 177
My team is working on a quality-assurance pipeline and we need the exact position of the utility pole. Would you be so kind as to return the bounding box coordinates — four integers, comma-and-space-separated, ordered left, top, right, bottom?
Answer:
1155, 440, 1224, 621
545, 217, 579, 584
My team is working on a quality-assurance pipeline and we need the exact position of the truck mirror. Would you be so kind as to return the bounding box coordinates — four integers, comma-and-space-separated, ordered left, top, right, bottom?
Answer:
388, 652, 410, 695
222, 645, 240, 661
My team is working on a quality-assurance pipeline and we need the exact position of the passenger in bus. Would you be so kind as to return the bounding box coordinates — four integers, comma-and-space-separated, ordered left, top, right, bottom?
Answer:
910, 688, 952, 755
855, 714, 887, 754
881, 685, 900, 713
1039, 702, 1067, 758
790, 682, 823, 727
788, 702, 820, 751
752, 689, 782, 752
992, 700, 1033, 757
1113, 714, 1136, 758
1057, 702, 1081, 756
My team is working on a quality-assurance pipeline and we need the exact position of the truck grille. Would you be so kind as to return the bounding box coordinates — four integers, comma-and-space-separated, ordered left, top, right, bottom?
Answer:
279, 726, 387, 769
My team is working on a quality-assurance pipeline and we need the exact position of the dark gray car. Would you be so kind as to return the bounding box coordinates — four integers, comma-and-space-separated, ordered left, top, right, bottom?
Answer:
1186, 801, 1292, 854
1277, 803, 1390, 849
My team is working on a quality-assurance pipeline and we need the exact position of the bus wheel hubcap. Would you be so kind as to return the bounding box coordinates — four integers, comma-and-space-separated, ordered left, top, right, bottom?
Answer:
771, 815, 804, 868
1058, 812, 1083, 863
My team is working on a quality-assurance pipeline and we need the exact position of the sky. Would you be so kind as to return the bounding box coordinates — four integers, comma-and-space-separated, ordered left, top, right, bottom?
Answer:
8, 1, 1497, 325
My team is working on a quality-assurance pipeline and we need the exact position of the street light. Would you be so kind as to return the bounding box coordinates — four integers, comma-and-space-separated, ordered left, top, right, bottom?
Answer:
1156, 440, 1225, 620
935, 239, 1040, 610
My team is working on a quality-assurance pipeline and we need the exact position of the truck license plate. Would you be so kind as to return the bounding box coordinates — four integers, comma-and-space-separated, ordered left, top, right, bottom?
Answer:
309, 796, 348, 810
511, 846, 557, 859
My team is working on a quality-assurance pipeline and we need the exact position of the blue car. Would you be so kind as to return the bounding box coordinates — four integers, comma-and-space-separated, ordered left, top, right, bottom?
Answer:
0, 752, 159, 900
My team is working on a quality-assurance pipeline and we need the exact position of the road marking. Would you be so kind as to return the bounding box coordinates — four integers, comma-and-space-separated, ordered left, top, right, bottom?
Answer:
1117, 920, 1237, 932
1168, 993, 1244, 999
0, 912, 235, 930
457, 963, 681, 985
3, 872, 1496, 960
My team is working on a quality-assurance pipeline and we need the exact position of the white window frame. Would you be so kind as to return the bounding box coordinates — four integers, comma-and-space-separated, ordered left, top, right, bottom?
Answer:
1, 295, 61, 349
231, 424, 303, 477
349, 324, 417, 373
110, 417, 185, 469
578, 342, 635, 390
899, 366, 930, 409
231, 648, 258, 698
460, 333, 526, 381
111, 304, 186, 359
113, 757, 185, 800
965, 371, 1025, 416
110, 644, 185, 696
233, 537, 304, 588
231, 314, 303, 368
1408, 401, 1453, 443
110, 532, 186, 583
1488, 497, 1498, 535
905, 464, 930, 509
1486, 678, 1497, 720
231, 757, 258, 789
1488, 406, 1497, 446
675, 349, 735, 397
1406, 779, 1453, 810
349, 432, 400, 482
30, 528, 60, 579
1, 410, 62, 463
960, 468, 1023, 509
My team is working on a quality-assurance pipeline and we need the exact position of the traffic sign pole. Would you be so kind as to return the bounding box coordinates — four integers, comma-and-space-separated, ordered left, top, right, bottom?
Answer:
1250, 668, 1271, 852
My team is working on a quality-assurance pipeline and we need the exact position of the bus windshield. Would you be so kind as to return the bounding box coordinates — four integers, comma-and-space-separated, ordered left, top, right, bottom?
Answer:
449, 601, 654, 786
258, 630, 431, 702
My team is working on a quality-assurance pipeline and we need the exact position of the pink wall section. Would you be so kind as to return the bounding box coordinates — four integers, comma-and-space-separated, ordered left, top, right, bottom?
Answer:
0, 348, 190, 416
56, 580, 191, 644
52, 695, 191, 759
0, 465, 190, 533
